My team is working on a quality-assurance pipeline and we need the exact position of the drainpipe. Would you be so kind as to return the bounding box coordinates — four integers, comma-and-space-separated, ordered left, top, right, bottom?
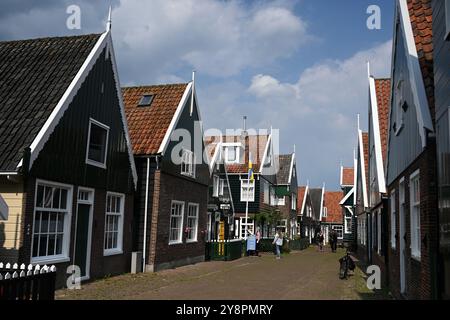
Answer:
142, 157, 150, 272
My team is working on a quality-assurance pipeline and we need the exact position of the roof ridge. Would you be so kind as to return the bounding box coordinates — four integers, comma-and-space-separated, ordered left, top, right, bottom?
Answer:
122, 82, 189, 89
0, 33, 102, 44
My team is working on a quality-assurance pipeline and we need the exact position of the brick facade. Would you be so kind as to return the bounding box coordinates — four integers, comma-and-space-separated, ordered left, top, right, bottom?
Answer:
147, 170, 208, 271
387, 141, 438, 299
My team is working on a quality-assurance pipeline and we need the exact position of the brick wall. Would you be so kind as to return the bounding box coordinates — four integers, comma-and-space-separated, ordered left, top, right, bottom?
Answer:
148, 170, 208, 271
387, 141, 438, 299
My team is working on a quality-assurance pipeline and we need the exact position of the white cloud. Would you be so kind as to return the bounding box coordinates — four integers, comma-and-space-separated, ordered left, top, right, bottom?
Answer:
112, 0, 308, 81
201, 40, 392, 188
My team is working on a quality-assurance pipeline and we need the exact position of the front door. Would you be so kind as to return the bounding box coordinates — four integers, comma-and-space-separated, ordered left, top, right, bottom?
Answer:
74, 188, 94, 280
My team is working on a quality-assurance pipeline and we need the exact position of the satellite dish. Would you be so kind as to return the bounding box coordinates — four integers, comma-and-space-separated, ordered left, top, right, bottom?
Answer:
0, 194, 9, 220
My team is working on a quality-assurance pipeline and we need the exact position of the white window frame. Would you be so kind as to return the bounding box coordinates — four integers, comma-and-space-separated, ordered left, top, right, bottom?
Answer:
85, 118, 110, 169
186, 203, 199, 243
31, 179, 73, 264
240, 217, 254, 239
169, 200, 185, 245
219, 179, 226, 196
240, 179, 255, 202
291, 194, 297, 210
390, 189, 396, 249
410, 170, 421, 260
332, 225, 344, 240
181, 149, 195, 178
224, 144, 240, 164
323, 207, 328, 218
276, 196, 285, 206
377, 211, 382, 254
344, 212, 352, 234
103, 192, 125, 256
212, 175, 219, 197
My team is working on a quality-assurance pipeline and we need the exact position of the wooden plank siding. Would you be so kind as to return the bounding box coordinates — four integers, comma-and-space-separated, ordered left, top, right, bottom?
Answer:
386, 21, 424, 186
29, 47, 134, 194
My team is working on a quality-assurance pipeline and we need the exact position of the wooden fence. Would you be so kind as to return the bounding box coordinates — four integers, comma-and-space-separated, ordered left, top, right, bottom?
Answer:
0, 262, 57, 300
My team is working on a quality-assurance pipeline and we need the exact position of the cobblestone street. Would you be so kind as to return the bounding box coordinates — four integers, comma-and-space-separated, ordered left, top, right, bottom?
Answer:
56, 247, 389, 300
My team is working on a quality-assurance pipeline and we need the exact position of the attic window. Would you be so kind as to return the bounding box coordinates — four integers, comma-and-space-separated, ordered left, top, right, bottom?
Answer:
138, 94, 154, 107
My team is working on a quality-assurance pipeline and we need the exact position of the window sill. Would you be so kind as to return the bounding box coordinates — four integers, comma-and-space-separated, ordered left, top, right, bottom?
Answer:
169, 241, 183, 246
411, 253, 421, 262
186, 240, 198, 244
31, 256, 70, 265
86, 159, 107, 169
181, 172, 195, 179
103, 249, 123, 257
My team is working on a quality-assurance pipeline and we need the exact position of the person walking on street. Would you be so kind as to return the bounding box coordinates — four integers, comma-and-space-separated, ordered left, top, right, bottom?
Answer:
318, 231, 324, 252
255, 227, 262, 257
331, 229, 338, 253
273, 230, 283, 259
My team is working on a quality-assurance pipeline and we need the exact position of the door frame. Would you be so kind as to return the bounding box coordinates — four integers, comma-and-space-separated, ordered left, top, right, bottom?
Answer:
74, 187, 95, 281
399, 177, 406, 294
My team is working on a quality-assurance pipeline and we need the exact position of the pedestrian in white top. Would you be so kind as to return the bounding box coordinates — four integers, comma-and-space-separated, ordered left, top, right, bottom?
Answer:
273, 231, 283, 259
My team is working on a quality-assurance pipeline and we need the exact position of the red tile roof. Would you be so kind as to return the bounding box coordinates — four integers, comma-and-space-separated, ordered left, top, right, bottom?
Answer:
323, 191, 343, 224
407, 0, 435, 122
204, 134, 269, 173
122, 83, 189, 155
374, 79, 391, 163
341, 167, 354, 186
297, 186, 307, 213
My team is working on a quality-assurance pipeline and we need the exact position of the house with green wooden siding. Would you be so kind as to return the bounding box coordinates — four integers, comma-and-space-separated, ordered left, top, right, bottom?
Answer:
0, 20, 137, 287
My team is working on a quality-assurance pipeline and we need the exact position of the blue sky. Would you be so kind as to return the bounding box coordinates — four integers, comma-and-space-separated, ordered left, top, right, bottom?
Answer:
0, 0, 395, 189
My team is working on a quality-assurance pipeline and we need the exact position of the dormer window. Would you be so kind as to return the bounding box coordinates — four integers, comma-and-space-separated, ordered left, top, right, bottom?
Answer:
223, 144, 241, 164
138, 94, 154, 107
323, 207, 328, 218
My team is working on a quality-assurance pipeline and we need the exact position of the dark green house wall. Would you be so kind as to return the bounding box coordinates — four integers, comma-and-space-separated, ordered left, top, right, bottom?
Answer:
30, 48, 134, 194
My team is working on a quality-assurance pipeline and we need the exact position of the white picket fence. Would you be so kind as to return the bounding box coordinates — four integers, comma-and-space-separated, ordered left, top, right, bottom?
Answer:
0, 262, 57, 300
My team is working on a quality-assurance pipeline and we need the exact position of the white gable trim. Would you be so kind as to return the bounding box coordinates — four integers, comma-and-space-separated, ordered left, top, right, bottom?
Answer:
300, 185, 309, 216
17, 32, 109, 170
398, 0, 434, 147
208, 141, 222, 173
358, 129, 369, 208
339, 187, 354, 205
258, 134, 272, 173
157, 82, 193, 155
319, 185, 325, 221
288, 153, 295, 185
107, 32, 138, 188
369, 76, 387, 194
340, 166, 343, 186
353, 152, 358, 205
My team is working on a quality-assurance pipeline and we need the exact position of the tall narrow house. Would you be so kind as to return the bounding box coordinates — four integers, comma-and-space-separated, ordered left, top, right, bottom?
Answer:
385, 0, 438, 299
367, 74, 391, 287
431, 0, 450, 300
205, 130, 278, 239
340, 166, 356, 248
0, 26, 137, 285
355, 130, 369, 255
275, 153, 298, 239
123, 80, 210, 272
